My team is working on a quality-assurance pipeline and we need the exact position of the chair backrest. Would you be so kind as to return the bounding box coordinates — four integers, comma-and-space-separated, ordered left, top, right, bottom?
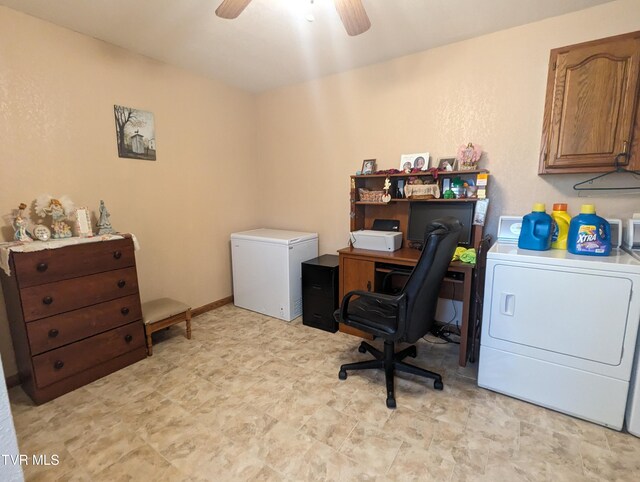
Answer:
400, 217, 462, 343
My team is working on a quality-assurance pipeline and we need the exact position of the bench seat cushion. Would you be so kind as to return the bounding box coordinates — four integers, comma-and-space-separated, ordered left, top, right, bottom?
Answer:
142, 298, 190, 325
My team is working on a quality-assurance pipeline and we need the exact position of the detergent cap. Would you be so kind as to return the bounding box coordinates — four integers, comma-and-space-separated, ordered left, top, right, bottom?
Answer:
553, 203, 567, 211
580, 204, 596, 214
532, 203, 546, 212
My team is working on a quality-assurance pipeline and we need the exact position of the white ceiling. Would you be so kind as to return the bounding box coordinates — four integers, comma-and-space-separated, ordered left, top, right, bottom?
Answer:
1, 0, 614, 92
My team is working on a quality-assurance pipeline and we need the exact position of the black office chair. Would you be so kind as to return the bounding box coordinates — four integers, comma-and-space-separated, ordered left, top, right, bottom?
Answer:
334, 217, 462, 408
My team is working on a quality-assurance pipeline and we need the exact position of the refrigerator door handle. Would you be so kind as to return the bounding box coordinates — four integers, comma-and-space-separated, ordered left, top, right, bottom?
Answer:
500, 293, 515, 316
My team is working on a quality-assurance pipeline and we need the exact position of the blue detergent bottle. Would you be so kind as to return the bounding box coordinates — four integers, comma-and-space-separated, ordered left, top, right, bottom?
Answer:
567, 204, 611, 256
518, 203, 554, 251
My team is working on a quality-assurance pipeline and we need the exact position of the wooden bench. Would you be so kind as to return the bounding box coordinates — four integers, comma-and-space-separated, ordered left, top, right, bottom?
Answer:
142, 298, 191, 356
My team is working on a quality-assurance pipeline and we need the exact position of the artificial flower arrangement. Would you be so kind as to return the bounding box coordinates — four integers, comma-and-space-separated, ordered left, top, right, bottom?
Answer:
456, 142, 483, 170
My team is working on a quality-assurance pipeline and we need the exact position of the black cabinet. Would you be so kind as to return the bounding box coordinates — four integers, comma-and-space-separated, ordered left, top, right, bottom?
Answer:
302, 255, 339, 333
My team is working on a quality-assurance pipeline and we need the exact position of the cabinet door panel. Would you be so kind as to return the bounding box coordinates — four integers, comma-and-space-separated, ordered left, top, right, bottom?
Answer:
339, 256, 375, 338
540, 32, 640, 173
341, 257, 375, 296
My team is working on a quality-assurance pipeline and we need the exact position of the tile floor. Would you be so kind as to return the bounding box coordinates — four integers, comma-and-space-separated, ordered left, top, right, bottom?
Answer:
8, 304, 640, 481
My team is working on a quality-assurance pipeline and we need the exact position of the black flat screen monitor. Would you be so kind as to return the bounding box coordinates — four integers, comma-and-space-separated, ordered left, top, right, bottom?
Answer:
407, 202, 474, 246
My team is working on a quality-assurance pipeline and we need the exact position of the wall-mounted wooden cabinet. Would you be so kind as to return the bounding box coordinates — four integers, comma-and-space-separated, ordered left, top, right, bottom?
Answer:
539, 31, 640, 174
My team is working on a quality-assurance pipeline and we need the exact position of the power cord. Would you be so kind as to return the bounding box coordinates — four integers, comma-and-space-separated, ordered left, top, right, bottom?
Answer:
424, 283, 460, 344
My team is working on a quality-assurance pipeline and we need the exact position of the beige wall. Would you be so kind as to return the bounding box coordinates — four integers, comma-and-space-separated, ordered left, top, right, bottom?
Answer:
1, 0, 639, 377
0, 7, 260, 375
256, 0, 640, 256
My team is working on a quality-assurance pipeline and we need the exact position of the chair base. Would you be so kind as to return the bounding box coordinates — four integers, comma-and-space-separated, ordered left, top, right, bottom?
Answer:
339, 340, 443, 408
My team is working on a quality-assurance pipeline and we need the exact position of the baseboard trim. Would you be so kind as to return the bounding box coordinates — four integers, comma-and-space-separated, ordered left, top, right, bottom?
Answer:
5, 374, 20, 389
192, 296, 234, 317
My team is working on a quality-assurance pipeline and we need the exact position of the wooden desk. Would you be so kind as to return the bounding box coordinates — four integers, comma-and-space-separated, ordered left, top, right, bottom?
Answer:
337, 246, 475, 367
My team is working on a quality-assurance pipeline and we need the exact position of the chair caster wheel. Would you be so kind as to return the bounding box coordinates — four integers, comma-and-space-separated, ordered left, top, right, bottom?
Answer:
386, 397, 396, 409
434, 380, 444, 390
358, 344, 367, 354
339, 370, 347, 380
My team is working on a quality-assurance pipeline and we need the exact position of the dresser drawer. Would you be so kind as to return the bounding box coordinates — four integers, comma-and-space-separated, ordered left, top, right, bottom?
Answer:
32, 321, 144, 388
13, 238, 135, 288
26, 295, 142, 355
20, 267, 139, 322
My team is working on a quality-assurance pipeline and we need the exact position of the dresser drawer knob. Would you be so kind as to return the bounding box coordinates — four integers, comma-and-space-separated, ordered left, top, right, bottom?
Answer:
36, 262, 48, 272
42, 296, 53, 305
113, 251, 122, 260
124, 334, 133, 343
117, 280, 126, 288
48, 328, 59, 338
121, 307, 130, 315
53, 360, 64, 370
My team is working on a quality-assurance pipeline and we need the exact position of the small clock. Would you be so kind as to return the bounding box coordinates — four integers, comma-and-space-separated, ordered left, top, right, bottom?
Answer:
32, 224, 51, 242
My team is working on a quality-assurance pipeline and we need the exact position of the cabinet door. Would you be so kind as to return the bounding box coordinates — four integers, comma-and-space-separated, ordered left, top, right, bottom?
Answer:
339, 256, 375, 338
341, 257, 375, 297
539, 31, 640, 174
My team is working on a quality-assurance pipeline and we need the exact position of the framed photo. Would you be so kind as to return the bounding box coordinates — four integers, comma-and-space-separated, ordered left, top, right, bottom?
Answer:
437, 157, 458, 171
400, 152, 430, 171
114, 105, 156, 161
74, 207, 93, 237
361, 159, 376, 175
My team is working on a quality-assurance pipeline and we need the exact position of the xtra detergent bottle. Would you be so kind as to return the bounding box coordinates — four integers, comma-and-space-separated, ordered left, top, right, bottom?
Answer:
551, 203, 572, 250
567, 204, 611, 256
518, 203, 554, 251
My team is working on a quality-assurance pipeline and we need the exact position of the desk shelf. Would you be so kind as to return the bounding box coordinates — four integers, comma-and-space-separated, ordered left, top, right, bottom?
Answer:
351, 169, 488, 250
351, 169, 489, 179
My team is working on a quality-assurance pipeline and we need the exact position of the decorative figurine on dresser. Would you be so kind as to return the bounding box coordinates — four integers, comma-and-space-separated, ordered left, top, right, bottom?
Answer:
35, 194, 75, 239
96, 200, 115, 235
13, 203, 33, 243
0, 233, 146, 404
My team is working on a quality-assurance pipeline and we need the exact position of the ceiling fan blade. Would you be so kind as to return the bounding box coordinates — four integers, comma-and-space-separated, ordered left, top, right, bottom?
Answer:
334, 0, 371, 36
215, 0, 253, 19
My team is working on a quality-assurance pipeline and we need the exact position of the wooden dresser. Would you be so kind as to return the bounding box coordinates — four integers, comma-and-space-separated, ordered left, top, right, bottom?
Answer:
0, 235, 146, 404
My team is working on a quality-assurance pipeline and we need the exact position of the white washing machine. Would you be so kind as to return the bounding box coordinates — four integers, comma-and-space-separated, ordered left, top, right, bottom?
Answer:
478, 240, 640, 430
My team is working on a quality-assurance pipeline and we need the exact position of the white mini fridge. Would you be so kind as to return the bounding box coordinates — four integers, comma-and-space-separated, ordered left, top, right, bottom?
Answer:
231, 228, 318, 321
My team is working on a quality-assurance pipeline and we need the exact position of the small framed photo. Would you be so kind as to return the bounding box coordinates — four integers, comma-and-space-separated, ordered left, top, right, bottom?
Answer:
74, 207, 93, 237
437, 157, 458, 171
361, 159, 376, 175
400, 152, 430, 171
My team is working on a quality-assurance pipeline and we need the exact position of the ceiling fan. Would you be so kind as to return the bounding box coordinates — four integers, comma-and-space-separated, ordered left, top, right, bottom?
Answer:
215, 0, 371, 36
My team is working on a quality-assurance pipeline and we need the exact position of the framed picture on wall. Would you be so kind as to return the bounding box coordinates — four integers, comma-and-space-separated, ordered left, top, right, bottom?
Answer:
114, 105, 156, 161
400, 152, 430, 171
361, 159, 376, 175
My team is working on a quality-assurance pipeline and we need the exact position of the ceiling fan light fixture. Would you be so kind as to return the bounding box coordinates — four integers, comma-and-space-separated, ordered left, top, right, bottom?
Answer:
215, 0, 370, 36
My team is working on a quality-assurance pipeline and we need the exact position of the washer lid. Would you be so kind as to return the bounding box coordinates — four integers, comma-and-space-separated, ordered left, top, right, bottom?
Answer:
488, 242, 640, 275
